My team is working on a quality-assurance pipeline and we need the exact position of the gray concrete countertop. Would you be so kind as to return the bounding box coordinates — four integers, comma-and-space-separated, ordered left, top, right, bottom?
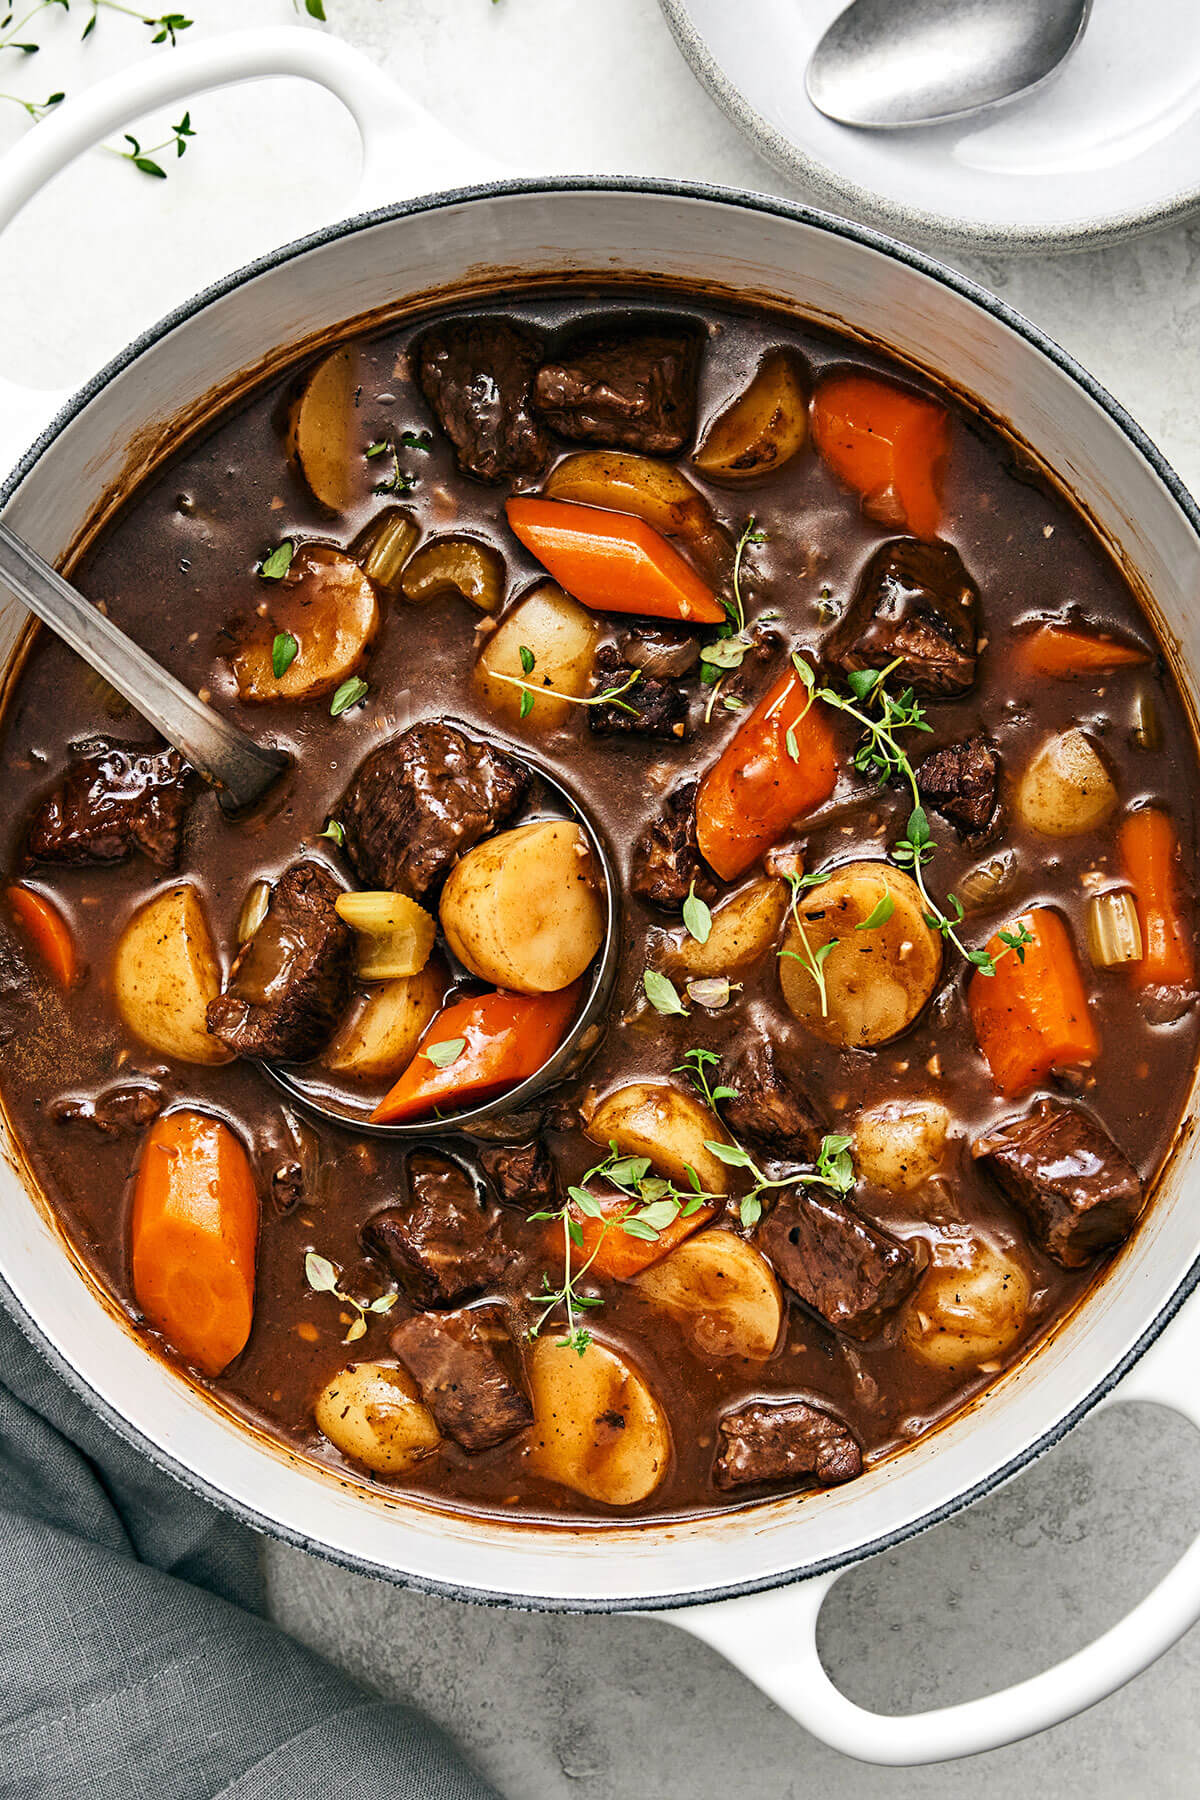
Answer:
258, 5, 1200, 1795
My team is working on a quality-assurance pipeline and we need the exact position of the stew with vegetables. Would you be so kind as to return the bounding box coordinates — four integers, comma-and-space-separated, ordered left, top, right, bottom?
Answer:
1, 289, 1197, 1522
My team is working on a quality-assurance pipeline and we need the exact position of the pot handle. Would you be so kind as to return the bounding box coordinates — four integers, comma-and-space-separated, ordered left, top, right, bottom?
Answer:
0, 25, 501, 465
660, 1285, 1200, 1765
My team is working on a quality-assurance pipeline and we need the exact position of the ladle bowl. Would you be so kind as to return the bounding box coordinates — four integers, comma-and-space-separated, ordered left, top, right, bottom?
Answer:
257, 749, 623, 1140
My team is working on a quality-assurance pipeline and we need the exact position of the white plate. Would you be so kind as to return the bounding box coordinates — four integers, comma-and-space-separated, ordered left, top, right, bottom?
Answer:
660, 0, 1200, 251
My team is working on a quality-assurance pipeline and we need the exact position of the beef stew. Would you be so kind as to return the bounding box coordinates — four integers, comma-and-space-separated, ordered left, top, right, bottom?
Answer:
0, 288, 1195, 1523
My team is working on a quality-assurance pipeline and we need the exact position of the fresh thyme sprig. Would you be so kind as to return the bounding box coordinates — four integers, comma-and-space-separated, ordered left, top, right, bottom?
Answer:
113, 110, 193, 178
0, 3, 193, 136
702, 516, 766, 723
787, 654, 1033, 979
0, 83, 61, 117
365, 430, 430, 495
491, 644, 642, 722
532, 1048, 861, 1344
304, 1250, 396, 1345
777, 867, 837, 1018
86, 5, 191, 44
675, 1046, 856, 1228
527, 1142, 711, 1355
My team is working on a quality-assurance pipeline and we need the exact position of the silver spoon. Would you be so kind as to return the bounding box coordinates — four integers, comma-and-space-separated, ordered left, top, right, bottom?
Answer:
0, 520, 288, 813
806, 0, 1092, 130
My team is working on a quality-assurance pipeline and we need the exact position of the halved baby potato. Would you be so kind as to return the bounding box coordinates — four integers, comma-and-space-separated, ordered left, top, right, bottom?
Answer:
113, 883, 231, 1066
543, 450, 730, 578
636, 1230, 782, 1360
313, 1360, 441, 1475
854, 1099, 951, 1195
694, 348, 810, 483
527, 1336, 670, 1506
475, 583, 600, 728
233, 545, 380, 704
439, 820, 605, 994
586, 1081, 731, 1196
778, 861, 942, 1048
902, 1232, 1030, 1372
287, 344, 358, 513
1016, 729, 1117, 838
323, 961, 444, 1082
661, 877, 788, 979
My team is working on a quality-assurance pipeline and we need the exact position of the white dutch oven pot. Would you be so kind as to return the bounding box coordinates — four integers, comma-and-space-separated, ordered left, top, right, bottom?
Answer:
0, 30, 1198, 1770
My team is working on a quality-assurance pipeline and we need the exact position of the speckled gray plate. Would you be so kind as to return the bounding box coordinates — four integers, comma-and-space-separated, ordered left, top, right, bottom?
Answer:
660, 0, 1200, 253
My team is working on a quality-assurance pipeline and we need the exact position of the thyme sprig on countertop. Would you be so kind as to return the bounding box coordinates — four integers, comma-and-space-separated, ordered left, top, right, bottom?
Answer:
114, 109, 193, 178
0, 3, 196, 161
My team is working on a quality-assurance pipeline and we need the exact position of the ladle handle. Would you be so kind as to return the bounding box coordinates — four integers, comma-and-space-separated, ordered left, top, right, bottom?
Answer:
0, 521, 287, 812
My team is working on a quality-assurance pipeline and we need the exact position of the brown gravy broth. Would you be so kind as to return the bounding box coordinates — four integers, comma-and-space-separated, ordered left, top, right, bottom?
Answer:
0, 288, 1196, 1523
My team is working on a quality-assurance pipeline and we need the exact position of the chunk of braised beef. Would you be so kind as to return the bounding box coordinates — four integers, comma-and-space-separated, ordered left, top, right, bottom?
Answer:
588, 645, 689, 741
480, 1138, 559, 1211
25, 739, 194, 869
416, 317, 550, 482
533, 330, 700, 454
973, 1100, 1144, 1269
714, 1397, 862, 1490
362, 1152, 513, 1308
828, 539, 980, 696
339, 722, 528, 899
206, 861, 354, 1063
720, 1039, 824, 1164
917, 734, 1002, 841
620, 626, 700, 681
391, 1303, 533, 1451
630, 781, 718, 912
50, 1082, 164, 1137
760, 1186, 919, 1339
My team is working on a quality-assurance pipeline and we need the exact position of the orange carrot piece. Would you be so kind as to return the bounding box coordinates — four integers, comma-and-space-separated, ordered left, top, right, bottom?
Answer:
696, 664, 838, 881
1019, 624, 1151, 679
7, 884, 77, 987
130, 1110, 258, 1378
505, 496, 725, 624
372, 984, 581, 1124
1119, 808, 1194, 988
551, 1192, 715, 1283
968, 908, 1099, 1098
811, 372, 948, 540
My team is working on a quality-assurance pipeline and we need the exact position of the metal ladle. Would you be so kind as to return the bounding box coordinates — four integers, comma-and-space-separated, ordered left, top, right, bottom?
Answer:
2, 526, 617, 1136
0, 521, 288, 812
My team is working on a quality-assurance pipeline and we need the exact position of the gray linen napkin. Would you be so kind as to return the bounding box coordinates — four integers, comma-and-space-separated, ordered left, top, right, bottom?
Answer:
0, 1301, 499, 1800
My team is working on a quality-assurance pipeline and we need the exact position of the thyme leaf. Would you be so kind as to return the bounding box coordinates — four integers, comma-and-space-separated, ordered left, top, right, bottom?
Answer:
304, 1248, 396, 1345
271, 631, 298, 679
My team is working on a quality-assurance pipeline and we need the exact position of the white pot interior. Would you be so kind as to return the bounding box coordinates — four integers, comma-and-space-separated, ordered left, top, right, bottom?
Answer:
2, 186, 1198, 1608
